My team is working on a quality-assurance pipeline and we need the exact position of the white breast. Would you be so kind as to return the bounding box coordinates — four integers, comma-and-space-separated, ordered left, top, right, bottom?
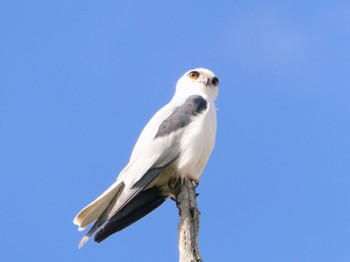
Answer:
176, 99, 217, 179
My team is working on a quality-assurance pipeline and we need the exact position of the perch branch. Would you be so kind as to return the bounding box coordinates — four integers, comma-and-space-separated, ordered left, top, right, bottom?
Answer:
174, 177, 202, 262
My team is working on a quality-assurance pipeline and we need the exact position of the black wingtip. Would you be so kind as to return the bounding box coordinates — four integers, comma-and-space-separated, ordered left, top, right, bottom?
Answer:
94, 187, 167, 243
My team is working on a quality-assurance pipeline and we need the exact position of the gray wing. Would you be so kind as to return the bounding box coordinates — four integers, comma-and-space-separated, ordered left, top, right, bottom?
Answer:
155, 95, 207, 138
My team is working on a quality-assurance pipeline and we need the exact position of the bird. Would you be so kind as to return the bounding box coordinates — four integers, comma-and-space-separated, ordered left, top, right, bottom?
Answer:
73, 68, 219, 248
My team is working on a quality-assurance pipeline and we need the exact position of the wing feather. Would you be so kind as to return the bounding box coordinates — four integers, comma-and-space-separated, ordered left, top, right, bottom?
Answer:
94, 187, 167, 243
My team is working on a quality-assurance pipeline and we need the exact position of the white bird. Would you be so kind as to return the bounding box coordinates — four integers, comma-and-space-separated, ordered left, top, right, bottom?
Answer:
73, 68, 219, 248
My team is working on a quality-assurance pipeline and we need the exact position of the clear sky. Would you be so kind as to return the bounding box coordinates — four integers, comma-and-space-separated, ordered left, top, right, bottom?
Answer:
1, 1, 350, 261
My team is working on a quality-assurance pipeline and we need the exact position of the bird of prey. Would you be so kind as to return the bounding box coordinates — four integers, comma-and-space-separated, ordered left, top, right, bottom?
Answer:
73, 68, 219, 248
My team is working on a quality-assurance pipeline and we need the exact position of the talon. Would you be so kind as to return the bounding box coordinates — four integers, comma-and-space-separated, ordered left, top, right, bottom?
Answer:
188, 174, 200, 188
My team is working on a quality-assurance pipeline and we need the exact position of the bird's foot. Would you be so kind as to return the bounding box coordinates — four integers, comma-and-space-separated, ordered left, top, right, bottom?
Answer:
188, 174, 200, 188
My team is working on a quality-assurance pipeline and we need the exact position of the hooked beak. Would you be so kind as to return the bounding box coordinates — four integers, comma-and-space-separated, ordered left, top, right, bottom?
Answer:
204, 77, 218, 87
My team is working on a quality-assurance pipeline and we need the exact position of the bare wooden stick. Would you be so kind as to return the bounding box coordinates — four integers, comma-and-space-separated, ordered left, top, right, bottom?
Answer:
174, 178, 202, 262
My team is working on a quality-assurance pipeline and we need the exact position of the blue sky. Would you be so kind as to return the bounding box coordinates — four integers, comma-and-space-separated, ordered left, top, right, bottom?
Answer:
1, 1, 350, 261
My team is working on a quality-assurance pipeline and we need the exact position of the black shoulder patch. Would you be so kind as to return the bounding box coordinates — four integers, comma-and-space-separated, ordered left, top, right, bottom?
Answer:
155, 95, 207, 138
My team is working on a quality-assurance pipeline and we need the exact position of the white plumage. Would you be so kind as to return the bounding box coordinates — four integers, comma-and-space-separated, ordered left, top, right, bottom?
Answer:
73, 68, 219, 248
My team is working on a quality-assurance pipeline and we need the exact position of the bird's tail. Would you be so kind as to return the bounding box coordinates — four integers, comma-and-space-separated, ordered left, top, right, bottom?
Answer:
74, 168, 168, 248
73, 180, 123, 232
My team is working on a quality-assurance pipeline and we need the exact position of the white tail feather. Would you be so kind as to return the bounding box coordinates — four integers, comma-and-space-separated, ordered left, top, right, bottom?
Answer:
79, 236, 90, 249
73, 180, 123, 230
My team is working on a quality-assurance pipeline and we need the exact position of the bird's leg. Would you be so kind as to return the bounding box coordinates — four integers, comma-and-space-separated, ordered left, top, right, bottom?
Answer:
168, 176, 178, 201
168, 176, 177, 190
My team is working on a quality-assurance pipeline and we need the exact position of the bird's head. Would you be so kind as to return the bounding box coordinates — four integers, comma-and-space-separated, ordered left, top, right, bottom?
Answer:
175, 68, 219, 101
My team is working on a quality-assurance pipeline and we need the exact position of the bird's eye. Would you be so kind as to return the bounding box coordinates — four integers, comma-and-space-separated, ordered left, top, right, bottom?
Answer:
189, 71, 200, 79
211, 77, 219, 86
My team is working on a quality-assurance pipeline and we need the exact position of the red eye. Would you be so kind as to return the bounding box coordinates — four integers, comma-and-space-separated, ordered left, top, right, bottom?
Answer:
189, 71, 200, 79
